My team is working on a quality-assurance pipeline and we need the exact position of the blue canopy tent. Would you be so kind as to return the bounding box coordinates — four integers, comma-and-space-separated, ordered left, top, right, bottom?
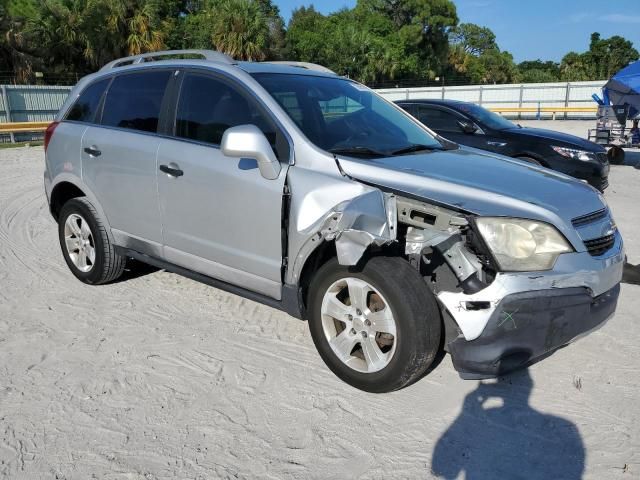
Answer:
603, 60, 640, 118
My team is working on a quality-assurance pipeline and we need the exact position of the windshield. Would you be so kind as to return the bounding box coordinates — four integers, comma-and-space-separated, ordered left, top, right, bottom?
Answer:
252, 73, 443, 157
456, 103, 516, 130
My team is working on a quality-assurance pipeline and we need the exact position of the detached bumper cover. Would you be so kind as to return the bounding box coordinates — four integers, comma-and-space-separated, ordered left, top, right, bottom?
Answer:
449, 284, 620, 379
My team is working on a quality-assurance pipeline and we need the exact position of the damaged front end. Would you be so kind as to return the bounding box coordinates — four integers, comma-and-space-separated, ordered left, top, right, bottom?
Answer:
287, 169, 624, 379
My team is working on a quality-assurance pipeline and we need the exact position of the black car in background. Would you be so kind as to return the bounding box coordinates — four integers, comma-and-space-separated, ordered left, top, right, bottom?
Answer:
396, 99, 610, 191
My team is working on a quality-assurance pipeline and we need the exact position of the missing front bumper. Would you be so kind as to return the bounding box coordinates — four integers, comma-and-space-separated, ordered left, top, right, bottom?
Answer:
448, 284, 620, 379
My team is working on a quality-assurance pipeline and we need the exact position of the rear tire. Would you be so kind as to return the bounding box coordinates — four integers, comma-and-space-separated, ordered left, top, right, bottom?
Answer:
58, 197, 125, 285
608, 146, 625, 165
307, 256, 441, 393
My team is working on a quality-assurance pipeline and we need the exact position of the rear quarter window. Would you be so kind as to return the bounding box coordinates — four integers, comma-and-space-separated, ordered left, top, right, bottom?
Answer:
101, 70, 172, 133
65, 78, 110, 123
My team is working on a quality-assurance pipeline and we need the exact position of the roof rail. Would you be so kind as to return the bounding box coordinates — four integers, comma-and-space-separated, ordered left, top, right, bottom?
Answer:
264, 61, 336, 74
101, 49, 235, 71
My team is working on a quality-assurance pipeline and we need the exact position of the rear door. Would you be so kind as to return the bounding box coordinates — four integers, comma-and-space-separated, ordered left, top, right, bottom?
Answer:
156, 70, 290, 299
81, 69, 173, 250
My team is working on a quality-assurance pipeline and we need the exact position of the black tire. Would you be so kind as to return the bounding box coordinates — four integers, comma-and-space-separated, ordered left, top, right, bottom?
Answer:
58, 197, 125, 285
608, 146, 625, 165
517, 156, 542, 166
307, 256, 441, 393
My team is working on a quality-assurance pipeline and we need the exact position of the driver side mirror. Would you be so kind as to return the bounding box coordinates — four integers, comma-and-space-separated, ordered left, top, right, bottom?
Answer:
457, 120, 478, 134
221, 124, 281, 180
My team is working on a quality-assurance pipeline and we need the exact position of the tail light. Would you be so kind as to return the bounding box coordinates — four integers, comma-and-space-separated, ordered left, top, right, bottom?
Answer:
44, 121, 60, 152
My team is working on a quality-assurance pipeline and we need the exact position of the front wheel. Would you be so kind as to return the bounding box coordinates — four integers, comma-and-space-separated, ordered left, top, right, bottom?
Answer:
307, 257, 441, 393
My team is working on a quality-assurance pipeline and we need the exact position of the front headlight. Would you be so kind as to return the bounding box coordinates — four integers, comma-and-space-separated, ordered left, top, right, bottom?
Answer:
475, 217, 573, 271
551, 145, 595, 161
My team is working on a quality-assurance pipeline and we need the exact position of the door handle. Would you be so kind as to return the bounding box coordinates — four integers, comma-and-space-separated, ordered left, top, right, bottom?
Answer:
83, 146, 101, 157
486, 141, 507, 147
159, 164, 184, 177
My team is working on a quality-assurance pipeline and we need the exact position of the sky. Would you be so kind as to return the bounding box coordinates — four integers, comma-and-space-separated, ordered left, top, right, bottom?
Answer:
274, 0, 640, 63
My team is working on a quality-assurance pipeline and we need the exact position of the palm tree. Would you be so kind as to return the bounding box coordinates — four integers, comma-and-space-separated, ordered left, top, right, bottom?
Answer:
211, 0, 269, 61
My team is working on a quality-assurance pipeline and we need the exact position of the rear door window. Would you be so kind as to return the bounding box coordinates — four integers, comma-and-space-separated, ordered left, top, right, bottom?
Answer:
416, 106, 464, 132
66, 78, 110, 123
101, 70, 172, 133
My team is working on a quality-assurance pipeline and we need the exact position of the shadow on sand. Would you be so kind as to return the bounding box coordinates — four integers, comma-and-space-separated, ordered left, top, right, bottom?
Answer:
623, 262, 640, 286
431, 369, 584, 479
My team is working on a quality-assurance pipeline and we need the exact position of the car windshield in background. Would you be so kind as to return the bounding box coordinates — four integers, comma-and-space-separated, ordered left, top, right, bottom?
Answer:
457, 103, 516, 131
252, 73, 443, 158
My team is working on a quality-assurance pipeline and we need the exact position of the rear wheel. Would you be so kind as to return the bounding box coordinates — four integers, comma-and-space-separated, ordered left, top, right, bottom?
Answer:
608, 146, 625, 165
58, 197, 125, 284
307, 256, 441, 393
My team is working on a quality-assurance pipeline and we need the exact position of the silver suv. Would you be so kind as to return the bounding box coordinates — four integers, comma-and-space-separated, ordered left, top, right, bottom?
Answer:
44, 50, 624, 392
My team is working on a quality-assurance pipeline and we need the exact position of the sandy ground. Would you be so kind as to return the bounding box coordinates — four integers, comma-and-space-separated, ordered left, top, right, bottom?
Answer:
0, 122, 639, 479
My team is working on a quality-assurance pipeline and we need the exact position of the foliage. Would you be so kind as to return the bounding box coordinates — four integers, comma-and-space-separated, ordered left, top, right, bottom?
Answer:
0, 0, 637, 86
559, 33, 639, 82
517, 60, 561, 84
447, 22, 517, 84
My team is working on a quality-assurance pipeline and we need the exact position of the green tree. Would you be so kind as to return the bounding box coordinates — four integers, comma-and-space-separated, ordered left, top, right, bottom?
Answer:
560, 32, 638, 81
450, 22, 496, 56
286, 0, 458, 84
447, 22, 517, 84
210, 0, 269, 60
285, 6, 328, 63
517, 60, 560, 83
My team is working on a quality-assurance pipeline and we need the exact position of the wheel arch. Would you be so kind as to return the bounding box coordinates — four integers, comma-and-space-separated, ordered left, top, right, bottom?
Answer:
50, 181, 86, 220
513, 152, 548, 167
49, 176, 116, 244
297, 239, 338, 317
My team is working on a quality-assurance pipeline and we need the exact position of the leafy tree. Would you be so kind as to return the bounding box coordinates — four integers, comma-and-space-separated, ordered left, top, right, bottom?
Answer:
450, 23, 496, 56
447, 22, 517, 84
560, 32, 639, 81
285, 6, 328, 64
518, 60, 560, 83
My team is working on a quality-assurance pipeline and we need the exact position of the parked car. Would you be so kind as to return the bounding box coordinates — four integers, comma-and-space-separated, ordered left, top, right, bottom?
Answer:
396, 99, 610, 191
45, 50, 624, 392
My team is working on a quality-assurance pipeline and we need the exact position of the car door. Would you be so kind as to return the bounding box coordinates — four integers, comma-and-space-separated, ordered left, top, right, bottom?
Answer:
156, 70, 290, 299
413, 105, 480, 146
82, 69, 173, 252
414, 104, 510, 155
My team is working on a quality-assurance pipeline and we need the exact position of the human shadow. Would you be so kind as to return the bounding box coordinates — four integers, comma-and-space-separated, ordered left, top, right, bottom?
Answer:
623, 261, 640, 286
431, 369, 584, 479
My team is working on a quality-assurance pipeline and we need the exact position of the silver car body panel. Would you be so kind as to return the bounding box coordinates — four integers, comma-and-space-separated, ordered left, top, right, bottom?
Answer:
439, 232, 624, 340
335, 149, 607, 251
81, 126, 164, 244
156, 135, 288, 298
46, 57, 624, 345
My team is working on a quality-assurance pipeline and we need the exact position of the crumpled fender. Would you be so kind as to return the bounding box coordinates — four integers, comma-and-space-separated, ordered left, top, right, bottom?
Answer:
321, 191, 397, 265
286, 172, 397, 285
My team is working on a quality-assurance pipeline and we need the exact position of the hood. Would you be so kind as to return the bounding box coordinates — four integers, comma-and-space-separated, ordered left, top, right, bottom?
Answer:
503, 127, 604, 152
337, 148, 606, 245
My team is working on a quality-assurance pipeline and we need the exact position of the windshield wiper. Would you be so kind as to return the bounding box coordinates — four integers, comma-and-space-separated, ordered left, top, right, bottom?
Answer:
328, 146, 388, 158
390, 144, 443, 155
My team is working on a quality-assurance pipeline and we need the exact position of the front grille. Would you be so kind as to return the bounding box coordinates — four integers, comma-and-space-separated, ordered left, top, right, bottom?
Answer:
572, 208, 607, 227
596, 152, 609, 164
584, 233, 615, 256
